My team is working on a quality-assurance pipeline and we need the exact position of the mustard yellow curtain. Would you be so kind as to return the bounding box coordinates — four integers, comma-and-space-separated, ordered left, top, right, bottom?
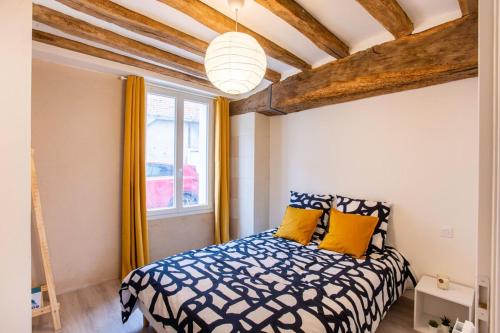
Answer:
121, 76, 149, 279
214, 97, 230, 244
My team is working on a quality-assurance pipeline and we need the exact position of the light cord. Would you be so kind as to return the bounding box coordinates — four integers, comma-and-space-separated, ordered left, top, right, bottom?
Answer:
235, 8, 239, 32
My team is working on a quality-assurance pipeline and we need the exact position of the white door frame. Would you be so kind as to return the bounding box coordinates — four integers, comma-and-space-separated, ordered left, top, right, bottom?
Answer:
494, 0, 500, 327
491, 0, 499, 331
478, 0, 499, 332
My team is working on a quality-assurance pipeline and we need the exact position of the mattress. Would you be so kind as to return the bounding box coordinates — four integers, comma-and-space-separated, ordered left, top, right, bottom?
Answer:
120, 229, 415, 332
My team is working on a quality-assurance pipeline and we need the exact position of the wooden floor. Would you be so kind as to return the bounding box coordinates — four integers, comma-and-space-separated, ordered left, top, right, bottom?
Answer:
32, 279, 416, 333
377, 296, 416, 333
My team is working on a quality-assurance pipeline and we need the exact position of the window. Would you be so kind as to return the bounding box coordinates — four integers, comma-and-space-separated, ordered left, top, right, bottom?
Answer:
145, 85, 213, 218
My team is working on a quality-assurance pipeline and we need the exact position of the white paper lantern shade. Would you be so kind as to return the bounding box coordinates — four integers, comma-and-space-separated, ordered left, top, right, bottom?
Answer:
205, 32, 267, 95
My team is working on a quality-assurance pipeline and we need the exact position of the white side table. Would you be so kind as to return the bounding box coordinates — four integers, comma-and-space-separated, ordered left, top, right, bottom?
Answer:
414, 275, 474, 332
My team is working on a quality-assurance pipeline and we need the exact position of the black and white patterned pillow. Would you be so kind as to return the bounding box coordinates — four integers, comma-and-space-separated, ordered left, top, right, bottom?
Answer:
289, 191, 334, 240
336, 195, 392, 253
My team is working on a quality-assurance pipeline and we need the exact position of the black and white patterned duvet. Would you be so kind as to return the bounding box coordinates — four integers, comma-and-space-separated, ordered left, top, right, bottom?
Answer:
120, 230, 415, 333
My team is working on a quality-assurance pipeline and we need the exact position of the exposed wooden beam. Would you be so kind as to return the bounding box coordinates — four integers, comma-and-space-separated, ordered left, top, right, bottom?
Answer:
230, 14, 478, 115
33, 30, 213, 89
230, 87, 284, 116
263, 68, 281, 83
458, 0, 478, 15
57, 0, 207, 56
33, 4, 206, 78
54, 0, 281, 83
254, 0, 349, 58
157, 0, 311, 71
356, 0, 413, 38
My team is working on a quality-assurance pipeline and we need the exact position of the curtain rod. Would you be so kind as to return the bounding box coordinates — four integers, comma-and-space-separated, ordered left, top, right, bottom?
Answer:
119, 76, 217, 100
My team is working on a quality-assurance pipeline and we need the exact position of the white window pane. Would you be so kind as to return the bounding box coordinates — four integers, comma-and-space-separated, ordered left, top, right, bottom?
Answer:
183, 100, 208, 207
146, 93, 176, 210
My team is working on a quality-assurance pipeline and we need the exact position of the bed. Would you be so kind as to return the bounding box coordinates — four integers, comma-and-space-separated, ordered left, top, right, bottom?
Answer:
120, 229, 415, 333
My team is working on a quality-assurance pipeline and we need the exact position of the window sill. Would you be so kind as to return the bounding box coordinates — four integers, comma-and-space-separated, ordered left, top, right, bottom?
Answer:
147, 206, 213, 221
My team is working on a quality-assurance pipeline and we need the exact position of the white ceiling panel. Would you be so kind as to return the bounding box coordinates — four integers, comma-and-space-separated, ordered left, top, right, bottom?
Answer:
295, 0, 393, 49
398, 0, 462, 32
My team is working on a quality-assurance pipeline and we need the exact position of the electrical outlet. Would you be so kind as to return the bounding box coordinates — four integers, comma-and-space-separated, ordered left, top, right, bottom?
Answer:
439, 226, 454, 238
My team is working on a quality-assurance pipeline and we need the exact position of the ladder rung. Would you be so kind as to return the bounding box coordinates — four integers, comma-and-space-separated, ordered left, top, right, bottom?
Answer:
32, 303, 60, 318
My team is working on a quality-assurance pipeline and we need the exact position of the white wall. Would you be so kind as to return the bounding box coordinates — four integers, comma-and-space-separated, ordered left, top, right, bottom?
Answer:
149, 213, 214, 261
0, 1, 32, 332
231, 113, 255, 239
31, 59, 124, 294
230, 113, 270, 239
31, 59, 217, 294
254, 114, 270, 233
269, 78, 478, 286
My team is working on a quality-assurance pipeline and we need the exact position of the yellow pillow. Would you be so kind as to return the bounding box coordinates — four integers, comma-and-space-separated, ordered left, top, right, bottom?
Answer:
319, 209, 378, 258
274, 206, 323, 245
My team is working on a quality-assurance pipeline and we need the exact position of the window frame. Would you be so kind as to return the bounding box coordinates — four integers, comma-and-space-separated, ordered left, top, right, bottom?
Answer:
146, 84, 214, 220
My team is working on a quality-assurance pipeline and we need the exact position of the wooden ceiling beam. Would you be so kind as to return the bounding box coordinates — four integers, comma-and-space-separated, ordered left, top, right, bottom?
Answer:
33, 30, 213, 88
458, 0, 478, 15
230, 14, 478, 115
33, 4, 207, 78
157, 0, 312, 71
254, 0, 349, 59
56, 0, 207, 56
356, 0, 413, 38
54, 0, 281, 83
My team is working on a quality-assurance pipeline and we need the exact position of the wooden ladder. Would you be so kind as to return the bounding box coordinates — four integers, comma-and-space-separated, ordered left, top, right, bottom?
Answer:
31, 150, 62, 331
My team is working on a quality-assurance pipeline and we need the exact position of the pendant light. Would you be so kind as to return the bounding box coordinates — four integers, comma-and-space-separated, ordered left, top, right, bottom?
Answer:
204, 0, 267, 95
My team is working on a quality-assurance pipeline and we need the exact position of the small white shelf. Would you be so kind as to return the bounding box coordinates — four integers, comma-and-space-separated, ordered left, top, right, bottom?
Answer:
414, 275, 474, 333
